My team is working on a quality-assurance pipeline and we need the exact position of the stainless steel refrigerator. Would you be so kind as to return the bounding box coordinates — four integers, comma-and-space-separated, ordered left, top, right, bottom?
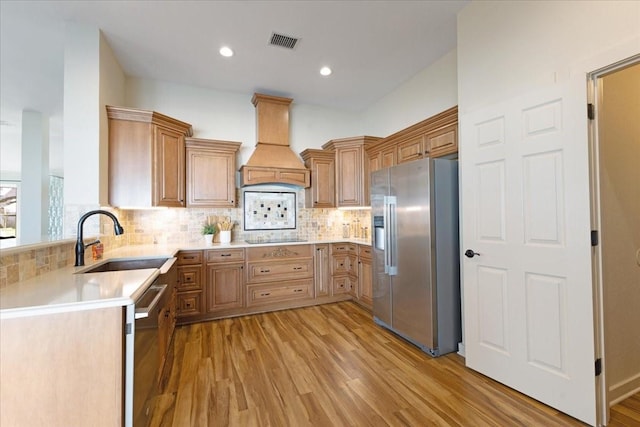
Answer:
371, 157, 461, 356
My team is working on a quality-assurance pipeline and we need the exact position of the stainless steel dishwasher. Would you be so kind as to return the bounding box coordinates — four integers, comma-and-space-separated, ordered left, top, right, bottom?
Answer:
128, 280, 168, 427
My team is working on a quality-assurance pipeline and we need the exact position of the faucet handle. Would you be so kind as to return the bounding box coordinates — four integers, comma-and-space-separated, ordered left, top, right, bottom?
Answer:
84, 239, 101, 249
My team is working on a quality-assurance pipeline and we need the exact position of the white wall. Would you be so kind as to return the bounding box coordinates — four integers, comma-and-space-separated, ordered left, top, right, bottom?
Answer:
99, 31, 125, 206
63, 23, 101, 206
125, 78, 360, 165
457, 1, 640, 113
361, 49, 458, 137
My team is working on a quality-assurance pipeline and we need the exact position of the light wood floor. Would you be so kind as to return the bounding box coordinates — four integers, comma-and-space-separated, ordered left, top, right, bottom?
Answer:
151, 301, 640, 426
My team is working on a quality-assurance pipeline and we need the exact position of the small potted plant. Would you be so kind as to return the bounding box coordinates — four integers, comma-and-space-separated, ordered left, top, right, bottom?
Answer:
202, 220, 216, 246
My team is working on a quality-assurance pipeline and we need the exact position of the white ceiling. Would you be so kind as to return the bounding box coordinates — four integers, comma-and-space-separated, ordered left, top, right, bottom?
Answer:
0, 0, 467, 173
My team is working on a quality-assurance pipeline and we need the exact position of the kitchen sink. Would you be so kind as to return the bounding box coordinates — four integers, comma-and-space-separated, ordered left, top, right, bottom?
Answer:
78, 257, 170, 273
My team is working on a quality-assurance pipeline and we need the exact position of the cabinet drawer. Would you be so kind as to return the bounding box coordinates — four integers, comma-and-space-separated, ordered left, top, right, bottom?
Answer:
176, 291, 202, 317
177, 266, 201, 291
247, 280, 313, 307
205, 248, 245, 263
247, 258, 313, 283
358, 245, 372, 259
246, 244, 312, 261
330, 243, 357, 255
177, 250, 202, 265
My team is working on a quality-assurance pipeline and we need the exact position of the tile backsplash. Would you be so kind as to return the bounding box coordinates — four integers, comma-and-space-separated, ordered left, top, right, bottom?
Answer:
0, 187, 371, 288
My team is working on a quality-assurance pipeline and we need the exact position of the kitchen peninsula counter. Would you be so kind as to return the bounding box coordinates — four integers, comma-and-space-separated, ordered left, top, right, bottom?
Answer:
0, 238, 370, 318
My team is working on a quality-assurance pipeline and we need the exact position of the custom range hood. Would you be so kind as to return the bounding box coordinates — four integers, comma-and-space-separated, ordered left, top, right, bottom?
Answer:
239, 93, 310, 187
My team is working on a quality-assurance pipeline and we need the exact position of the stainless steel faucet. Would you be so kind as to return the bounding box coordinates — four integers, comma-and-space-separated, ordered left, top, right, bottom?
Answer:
75, 210, 124, 266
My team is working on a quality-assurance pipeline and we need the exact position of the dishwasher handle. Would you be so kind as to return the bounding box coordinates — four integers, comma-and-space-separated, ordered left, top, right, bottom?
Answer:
134, 284, 167, 320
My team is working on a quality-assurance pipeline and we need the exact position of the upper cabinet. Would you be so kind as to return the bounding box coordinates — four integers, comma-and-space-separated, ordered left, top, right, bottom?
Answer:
323, 136, 381, 207
185, 138, 241, 208
300, 149, 335, 208
367, 106, 458, 172
107, 106, 193, 208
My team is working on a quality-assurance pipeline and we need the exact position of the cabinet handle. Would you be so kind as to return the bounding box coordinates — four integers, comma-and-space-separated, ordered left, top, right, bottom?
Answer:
230, 200, 234, 203
183, 256, 196, 260
261, 269, 270, 273
293, 266, 302, 270
293, 289, 303, 293
221, 254, 232, 257
261, 292, 271, 297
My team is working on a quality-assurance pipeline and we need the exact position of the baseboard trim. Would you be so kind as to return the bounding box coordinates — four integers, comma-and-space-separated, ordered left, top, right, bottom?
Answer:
609, 372, 640, 406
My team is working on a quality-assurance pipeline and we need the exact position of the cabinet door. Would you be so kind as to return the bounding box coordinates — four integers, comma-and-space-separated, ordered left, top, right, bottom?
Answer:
186, 147, 236, 207
358, 256, 373, 308
381, 145, 397, 168
314, 244, 330, 297
336, 146, 364, 206
397, 134, 427, 164
425, 123, 458, 158
206, 263, 244, 312
177, 291, 202, 317
310, 157, 335, 207
368, 151, 382, 174
154, 126, 185, 207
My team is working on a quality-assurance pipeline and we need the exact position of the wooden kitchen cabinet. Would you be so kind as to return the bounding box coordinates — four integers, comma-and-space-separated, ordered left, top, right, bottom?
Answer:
245, 245, 314, 307
314, 244, 331, 297
397, 133, 428, 164
322, 136, 381, 207
357, 245, 373, 309
176, 250, 204, 322
330, 243, 358, 297
382, 106, 458, 166
300, 149, 335, 208
425, 122, 458, 158
185, 138, 241, 207
106, 106, 193, 208
367, 143, 397, 173
205, 248, 245, 313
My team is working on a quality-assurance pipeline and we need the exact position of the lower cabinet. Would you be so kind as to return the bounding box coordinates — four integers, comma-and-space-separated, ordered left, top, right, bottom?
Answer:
330, 243, 358, 297
175, 242, 373, 323
205, 248, 245, 313
314, 244, 331, 297
357, 245, 373, 309
176, 250, 204, 323
245, 245, 314, 307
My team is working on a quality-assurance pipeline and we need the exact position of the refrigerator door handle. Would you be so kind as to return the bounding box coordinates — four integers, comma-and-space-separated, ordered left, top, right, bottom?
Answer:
386, 196, 398, 276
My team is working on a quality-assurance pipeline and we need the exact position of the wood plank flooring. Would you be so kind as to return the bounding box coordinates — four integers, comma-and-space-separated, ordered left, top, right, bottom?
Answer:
151, 301, 640, 426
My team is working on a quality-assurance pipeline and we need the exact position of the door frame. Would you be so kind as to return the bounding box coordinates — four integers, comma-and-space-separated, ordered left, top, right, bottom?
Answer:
587, 53, 640, 426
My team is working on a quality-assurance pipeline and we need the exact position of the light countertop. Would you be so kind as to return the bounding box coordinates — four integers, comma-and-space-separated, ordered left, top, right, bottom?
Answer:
0, 238, 370, 319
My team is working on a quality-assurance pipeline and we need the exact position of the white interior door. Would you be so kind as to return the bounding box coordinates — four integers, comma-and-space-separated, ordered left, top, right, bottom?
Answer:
460, 76, 597, 425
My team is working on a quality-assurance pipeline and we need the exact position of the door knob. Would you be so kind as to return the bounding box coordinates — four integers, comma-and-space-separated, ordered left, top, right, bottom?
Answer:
465, 249, 480, 258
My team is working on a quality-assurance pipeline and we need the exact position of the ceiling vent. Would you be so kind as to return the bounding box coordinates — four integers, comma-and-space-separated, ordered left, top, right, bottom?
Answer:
269, 32, 299, 49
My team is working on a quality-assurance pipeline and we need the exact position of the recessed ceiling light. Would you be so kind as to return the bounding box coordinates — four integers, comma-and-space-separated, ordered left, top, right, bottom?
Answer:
219, 46, 234, 57
320, 66, 332, 77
